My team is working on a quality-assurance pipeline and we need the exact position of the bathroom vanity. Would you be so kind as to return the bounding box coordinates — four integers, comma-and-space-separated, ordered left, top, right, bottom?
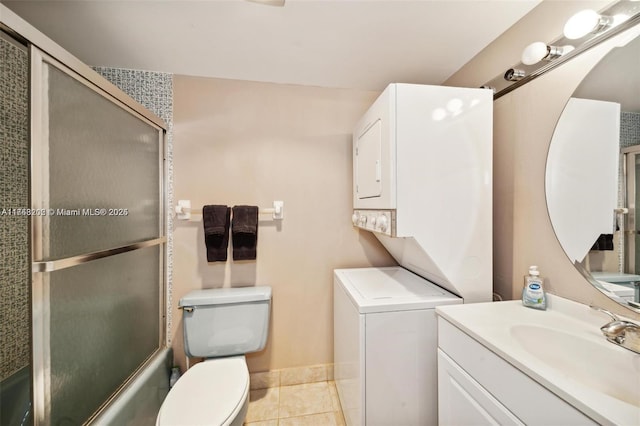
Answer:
436, 295, 640, 426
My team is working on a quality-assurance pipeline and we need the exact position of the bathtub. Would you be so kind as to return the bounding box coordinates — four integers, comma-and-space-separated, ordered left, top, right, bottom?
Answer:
92, 347, 173, 425
0, 366, 32, 426
0, 348, 171, 425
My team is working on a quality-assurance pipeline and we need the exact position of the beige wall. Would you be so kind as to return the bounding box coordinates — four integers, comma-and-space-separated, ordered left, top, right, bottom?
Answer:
172, 76, 396, 373
446, 0, 639, 321
171, 1, 640, 375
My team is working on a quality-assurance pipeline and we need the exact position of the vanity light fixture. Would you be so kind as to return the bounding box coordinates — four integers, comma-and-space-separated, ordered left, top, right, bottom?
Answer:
521, 42, 575, 65
504, 68, 525, 82
481, 1, 640, 99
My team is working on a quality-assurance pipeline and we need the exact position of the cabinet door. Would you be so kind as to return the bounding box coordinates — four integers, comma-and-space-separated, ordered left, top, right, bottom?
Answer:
355, 119, 383, 200
438, 350, 524, 426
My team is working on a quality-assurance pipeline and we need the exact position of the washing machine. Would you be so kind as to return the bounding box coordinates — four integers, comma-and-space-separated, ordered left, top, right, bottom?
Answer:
334, 267, 462, 426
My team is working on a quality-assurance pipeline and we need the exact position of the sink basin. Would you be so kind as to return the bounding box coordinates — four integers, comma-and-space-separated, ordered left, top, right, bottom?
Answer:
510, 324, 640, 407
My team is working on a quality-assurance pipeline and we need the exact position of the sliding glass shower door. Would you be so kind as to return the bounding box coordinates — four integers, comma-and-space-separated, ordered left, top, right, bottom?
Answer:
30, 48, 166, 425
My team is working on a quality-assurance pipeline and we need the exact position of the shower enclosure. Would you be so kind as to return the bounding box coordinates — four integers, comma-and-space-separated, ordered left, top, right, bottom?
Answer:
1, 6, 168, 425
621, 146, 640, 302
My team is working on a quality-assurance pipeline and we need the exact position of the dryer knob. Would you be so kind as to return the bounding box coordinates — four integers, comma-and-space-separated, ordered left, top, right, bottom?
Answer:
359, 215, 367, 225
377, 215, 388, 232
352, 213, 359, 225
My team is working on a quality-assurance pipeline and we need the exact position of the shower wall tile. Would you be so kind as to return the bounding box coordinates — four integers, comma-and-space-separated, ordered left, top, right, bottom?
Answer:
620, 112, 640, 148
92, 67, 174, 344
0, 37, 30, 381
616, 112, 640, 271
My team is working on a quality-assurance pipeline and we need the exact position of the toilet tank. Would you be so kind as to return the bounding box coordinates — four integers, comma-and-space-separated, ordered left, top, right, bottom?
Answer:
179, 286, 271, 358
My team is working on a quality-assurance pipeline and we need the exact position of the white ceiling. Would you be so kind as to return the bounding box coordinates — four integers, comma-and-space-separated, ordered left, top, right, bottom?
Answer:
2, 0, 541, 91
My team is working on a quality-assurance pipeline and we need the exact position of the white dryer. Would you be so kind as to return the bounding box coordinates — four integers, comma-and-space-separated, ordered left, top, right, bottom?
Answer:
334, 267, 461, 426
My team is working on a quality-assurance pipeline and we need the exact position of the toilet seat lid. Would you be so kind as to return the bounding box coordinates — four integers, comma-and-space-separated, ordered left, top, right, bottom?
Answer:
157, 356, 249, 426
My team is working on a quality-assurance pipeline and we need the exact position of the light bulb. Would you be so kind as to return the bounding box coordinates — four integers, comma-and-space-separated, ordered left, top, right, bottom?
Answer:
521, 42, 548, 65
564, 9, 610, 39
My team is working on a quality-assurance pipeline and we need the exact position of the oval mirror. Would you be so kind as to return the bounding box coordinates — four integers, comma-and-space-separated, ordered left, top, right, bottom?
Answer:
546, 27, 640, 311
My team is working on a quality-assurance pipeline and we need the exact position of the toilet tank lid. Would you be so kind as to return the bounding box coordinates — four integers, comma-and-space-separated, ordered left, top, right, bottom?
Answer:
179, 286, 272, 307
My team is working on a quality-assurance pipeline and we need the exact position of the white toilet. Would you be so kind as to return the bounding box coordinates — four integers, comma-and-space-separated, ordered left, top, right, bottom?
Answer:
156, 286, 272, 426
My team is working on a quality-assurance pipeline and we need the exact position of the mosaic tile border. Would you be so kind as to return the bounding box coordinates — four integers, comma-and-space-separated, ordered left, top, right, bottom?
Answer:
620, 112, 640, 148
0, 36, 30, 381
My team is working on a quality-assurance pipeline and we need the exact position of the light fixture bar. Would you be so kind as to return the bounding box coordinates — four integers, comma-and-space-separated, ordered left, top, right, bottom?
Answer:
483, 0, 640, 99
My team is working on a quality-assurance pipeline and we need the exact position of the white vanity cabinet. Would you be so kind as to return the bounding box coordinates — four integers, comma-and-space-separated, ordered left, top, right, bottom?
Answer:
437, 318, 597, 426
438, 349, 523, 425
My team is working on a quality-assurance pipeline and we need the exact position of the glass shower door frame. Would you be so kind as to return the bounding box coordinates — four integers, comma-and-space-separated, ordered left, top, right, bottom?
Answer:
29, 47, 167, 425
623, 146, 640, 276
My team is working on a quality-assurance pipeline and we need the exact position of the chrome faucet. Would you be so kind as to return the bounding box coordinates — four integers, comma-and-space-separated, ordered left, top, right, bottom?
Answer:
591, 306, 640, 355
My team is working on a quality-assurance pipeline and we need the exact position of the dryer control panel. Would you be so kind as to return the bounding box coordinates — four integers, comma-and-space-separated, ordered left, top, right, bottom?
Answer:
352, 210, 396, 237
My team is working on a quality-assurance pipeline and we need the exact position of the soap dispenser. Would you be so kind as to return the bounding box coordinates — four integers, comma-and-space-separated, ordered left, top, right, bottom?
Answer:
522, 265, 546, 310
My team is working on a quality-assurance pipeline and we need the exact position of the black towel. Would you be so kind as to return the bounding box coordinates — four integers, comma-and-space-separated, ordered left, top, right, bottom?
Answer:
203, 205, 230, 262
591, 234, 614, 251
232, 205, 258, 261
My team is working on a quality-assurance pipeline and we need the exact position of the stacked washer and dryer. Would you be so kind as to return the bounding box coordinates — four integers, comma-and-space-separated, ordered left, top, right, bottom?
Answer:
334, 83, 493, 426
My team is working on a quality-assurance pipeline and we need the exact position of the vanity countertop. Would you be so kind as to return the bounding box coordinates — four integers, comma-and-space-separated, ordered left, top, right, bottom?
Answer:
436, 295, 640, 426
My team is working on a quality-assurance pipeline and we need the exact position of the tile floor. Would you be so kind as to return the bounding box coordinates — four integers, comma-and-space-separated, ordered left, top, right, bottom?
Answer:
244, 381, 346, 426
